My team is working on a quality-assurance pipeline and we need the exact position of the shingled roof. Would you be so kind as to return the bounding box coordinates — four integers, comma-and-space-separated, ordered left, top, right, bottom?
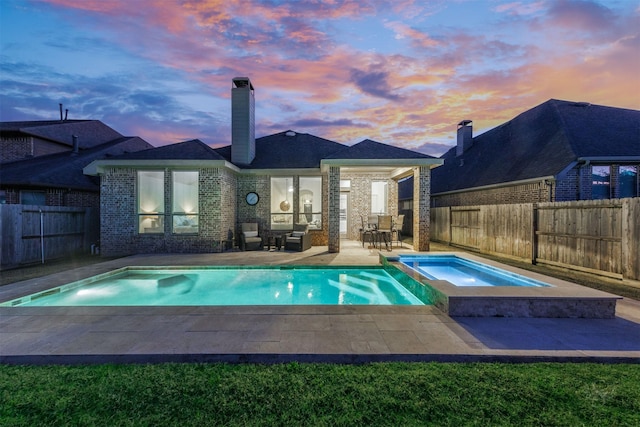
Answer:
215, 130, 346, 168
0, 120, 124, 149
431, 99, 640, 194
112, 139, 226, 161
0, 137, 152, 191
326, 139, 436, 160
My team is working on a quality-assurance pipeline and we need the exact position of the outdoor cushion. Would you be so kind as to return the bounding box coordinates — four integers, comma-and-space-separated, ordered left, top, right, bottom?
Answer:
243, 230, 258, 238
291, 231, 305, 237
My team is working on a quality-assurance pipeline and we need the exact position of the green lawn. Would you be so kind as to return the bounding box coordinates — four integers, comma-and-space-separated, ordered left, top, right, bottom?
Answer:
2, 362, 639, 426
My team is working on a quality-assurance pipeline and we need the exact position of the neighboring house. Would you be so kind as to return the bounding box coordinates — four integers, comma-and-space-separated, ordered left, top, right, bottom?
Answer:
0, 119, 153, 207
429, 99, 640, 207
1, 119, 125, 163
84, 77, 443, 256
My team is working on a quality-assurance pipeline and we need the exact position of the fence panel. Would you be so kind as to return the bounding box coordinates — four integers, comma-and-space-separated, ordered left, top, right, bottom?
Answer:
0, 205, 97, 267
536, 200, 623, 277
430, 207, 450, 242
431, 198, 638, 281
450, 207, 480, 249
622, 198, 640, 280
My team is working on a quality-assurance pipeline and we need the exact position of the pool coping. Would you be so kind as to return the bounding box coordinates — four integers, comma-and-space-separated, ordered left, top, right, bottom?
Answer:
382, 252, 622, 318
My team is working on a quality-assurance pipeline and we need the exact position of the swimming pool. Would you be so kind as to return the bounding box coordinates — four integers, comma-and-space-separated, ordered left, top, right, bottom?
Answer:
3, 266, 430, 307
399, 255, 551, 287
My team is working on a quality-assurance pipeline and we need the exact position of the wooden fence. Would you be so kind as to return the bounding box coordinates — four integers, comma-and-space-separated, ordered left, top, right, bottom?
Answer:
0, 204, 99, 267
431, 198, 640, 281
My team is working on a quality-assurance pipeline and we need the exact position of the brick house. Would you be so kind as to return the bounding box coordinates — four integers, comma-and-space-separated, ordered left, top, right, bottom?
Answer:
428, 99, 640, 207
84, 77, 443, 256
0, 120, 152, 207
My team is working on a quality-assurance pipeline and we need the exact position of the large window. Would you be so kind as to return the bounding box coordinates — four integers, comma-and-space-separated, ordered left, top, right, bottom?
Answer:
619, 166, 638, 198
591, 166, 610, 200
271, 177, 294, 230
172, 171, 199, 234
138, 171, 164, 233
371, 181, 388, 214
299, 176, 322, 229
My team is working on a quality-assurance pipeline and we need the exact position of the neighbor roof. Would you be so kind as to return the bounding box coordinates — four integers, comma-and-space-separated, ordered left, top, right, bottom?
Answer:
0, 120, 124, 149
0, 137, 152, 191
431, 99, 640, 194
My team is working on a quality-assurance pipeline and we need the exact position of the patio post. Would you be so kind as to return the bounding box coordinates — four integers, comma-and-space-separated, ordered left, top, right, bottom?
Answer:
328, 166, 340, 253
413, 166, 431, 251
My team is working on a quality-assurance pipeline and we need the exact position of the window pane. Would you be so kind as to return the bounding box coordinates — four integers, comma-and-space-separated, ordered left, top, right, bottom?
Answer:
172, 171, 198, 213
299, 176, 322, 229
138, 171, 164, 233
271, 177, 293, 230
172, 171, 198, 234
619, 166, 638, 198
173, 215, 199, 234
21, 191, 45, 205
371, 181, 388, 214
591, 166, 610, 200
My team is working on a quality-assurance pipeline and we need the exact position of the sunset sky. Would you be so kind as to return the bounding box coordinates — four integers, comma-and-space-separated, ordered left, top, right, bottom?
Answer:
1, 0, 639, 156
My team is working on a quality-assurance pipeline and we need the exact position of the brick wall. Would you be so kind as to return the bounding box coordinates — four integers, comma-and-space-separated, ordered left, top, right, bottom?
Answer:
432, 180, 552, 207
0, 186, 99, 207
340, 171, 398, 240
0, 136, 33, 162
99, 167, 237, 256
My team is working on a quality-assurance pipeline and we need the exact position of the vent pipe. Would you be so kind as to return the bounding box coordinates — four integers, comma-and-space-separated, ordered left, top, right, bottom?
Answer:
59, 103, 63, 121
72, 135, 79, 154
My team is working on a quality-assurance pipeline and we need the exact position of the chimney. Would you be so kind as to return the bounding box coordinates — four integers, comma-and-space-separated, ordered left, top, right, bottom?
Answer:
72, 135, 79, 154
456, 120, 473, 156
231, 77, 255, 165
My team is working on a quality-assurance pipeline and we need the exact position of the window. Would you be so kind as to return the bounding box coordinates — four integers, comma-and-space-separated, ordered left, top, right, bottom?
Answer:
270, 177, 293, 230
138, 171, 164, 233
299, 176, 322, 229
591, 166, 610, 200
619, 166, 638, 198
20, 190, 45, 205
172, 171, 199, 234
371, 181, 388, 214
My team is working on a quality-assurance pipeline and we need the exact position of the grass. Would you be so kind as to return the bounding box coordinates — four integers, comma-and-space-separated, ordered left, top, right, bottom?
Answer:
2, 362, 639, 426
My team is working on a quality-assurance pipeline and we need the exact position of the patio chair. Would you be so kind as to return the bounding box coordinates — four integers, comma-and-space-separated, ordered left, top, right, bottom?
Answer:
360, 215, 376, 248
284, 224, 312, 252
377, 215, 393, 251
239, 222, 263, 251
392, 214, 405, 248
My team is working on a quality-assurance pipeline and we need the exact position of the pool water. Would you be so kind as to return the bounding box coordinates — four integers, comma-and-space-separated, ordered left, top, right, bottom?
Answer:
400, 255, 551, 287
4, 266, 429, 307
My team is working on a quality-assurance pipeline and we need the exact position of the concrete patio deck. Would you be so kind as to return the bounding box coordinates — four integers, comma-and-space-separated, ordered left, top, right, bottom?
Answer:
1, 240, 639, 364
